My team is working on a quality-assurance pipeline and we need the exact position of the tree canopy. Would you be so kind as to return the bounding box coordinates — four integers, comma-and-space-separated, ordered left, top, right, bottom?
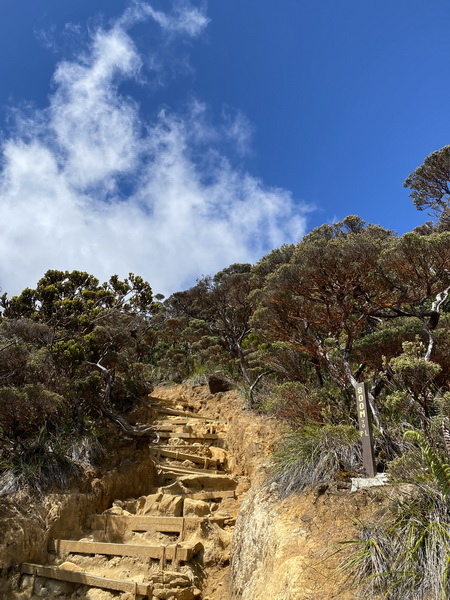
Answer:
404, 145, 450, 220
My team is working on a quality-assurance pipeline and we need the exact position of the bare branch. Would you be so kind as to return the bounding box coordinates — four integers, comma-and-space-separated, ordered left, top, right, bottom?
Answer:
88, 361, 159, 442
0, 340, 17, 353
424, 284, 450, 361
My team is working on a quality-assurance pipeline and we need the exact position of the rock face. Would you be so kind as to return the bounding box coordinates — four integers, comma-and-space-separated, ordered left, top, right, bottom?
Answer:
139, 492, 184, 516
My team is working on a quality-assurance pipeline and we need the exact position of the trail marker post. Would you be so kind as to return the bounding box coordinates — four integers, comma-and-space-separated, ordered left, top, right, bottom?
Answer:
355, 382, 376, 478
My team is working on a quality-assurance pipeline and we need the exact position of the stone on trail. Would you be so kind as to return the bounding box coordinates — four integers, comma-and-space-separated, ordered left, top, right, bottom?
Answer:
183, 499, 210, 517
139, 492, 184, 517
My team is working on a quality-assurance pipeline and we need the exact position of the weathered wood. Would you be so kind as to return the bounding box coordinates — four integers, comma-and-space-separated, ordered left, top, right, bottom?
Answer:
157, 432, 219, 440
158, 464, 219, 476
355, 382, 376, 477
157, 444, 223, 451
154, 423, 221, 435
153, 424, 190, 432
91, 515, 184, 534
154, 397, 192, 407
150, 447, 218, 468
90, 515, 225, 534
49, 540, 202, 562
89, 361, 158, 440
155, 418, 215, 426
156, 407, 225, 422
21, 564, 151, 597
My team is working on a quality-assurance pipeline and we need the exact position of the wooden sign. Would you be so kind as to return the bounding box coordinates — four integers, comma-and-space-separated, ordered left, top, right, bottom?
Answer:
355, 382, 376, 478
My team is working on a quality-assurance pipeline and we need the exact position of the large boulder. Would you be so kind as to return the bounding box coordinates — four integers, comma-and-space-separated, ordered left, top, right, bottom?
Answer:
208, 375, 233, 394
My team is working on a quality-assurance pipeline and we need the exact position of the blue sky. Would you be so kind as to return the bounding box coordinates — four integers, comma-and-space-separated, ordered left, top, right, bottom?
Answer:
0, 1, 449, 296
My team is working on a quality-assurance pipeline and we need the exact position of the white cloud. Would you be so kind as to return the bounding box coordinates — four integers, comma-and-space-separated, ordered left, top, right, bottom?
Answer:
0, 1, 309, 298
118, 0, 209, 37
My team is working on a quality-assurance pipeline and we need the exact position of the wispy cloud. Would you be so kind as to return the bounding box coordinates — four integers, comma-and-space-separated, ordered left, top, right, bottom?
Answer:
0, 1, 308, 297
117, 0, 209, 36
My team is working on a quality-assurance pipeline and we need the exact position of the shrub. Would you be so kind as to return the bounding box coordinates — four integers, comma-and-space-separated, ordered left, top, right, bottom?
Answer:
261, 382, 325, 426
0, 385, 67, 441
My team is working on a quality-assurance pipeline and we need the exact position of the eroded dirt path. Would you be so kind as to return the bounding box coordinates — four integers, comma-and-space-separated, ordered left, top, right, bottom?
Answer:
16, 387, 251, 600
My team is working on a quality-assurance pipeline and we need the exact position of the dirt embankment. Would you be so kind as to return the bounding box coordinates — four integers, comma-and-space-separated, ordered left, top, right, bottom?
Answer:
0, 448, 157, 595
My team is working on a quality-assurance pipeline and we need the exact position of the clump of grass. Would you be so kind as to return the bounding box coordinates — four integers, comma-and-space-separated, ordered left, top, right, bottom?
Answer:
344, 430, 450, 600
268, 424, 363, 496
0, 433, 103, 496
346, 490, 450, 600
0, 443, 76, 495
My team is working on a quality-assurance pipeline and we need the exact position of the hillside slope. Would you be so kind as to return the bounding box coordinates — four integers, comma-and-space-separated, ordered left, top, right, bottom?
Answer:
0, 383, 389, 599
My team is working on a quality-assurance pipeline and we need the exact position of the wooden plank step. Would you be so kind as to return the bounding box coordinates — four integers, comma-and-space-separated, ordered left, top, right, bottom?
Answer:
157, 407, 225, 422
157, 432, 219, 440
21, 564, 151, 597
90, 515, 225, 534
157, 444, 222, 450
154, 397, 192, 407
151, 448, 219, 468
49, 540, 202, 562
156, 465, 223, 475
155, 418, 217, 426
163, 490, 235, 501
154, 422, 222, 433
158, 464, 219, 476
153, 424, 190, 432
91, 515, 186, 534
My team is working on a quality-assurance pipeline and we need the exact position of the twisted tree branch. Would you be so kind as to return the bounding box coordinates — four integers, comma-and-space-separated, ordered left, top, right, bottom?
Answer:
88, 361, 159, 442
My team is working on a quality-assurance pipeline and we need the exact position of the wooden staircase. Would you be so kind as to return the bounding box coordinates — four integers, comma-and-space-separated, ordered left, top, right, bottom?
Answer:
19, 390, 244, 599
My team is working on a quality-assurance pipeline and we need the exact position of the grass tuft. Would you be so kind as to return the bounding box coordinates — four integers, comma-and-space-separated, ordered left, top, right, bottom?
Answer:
268, 424, 363, 496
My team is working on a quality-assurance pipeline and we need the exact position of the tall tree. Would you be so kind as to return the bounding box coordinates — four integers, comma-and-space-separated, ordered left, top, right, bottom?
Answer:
404, 145, 450, 220
252, 217, 396, 427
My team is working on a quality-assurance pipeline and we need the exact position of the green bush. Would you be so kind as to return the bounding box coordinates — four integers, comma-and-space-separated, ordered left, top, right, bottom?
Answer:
346, 489, 450, 600
261, 382, 326, 426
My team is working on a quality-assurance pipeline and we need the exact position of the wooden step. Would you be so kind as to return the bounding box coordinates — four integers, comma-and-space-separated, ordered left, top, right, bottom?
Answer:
157, 407, 225, 422
157, 443, 223, 450
158, 464, 219, 476
49, 539, 202, 562
153, 424, 191, 432
157, 465, 217, 476
21, 564, 151, 597
163, 490, 236, 501
90, 514, 225, 538
154, 397, 193, 408
155, 418, 218, 426
154, 422, 222, 434
150, 448, 219, 468
157, 432, 219, 440
91, 515, 187, 536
